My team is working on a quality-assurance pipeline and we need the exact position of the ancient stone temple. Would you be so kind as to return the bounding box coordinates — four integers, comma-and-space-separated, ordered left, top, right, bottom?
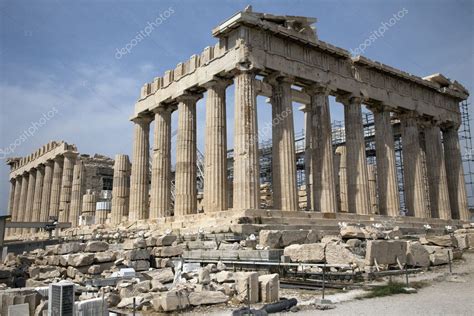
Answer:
128, 9, 470, 222
6, 141, 114, 235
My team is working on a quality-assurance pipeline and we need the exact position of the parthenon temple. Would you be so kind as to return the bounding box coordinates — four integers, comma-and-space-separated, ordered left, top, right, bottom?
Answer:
5, 8, 471, 238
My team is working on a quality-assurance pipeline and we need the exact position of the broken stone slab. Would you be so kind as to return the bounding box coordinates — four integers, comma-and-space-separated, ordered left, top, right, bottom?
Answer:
406, 241, 430, 267
365, 240, 407, 266
152, 246, 183, 258
424, 246, 449, 265
235, 272, 259, 304
215, 271, 234, 283
124, 260, 150, 271
361, 226, 384, 239
124, 249, 150, 261
94, 251, 116, 263
56, 242, 83, 255
156, 235, 178, 247
340, 226, 365, 239
157, 290, 190, 312
87, 262, 114, 275
143, 268, 175, 284
68, 253, 95, 267
283, 243, 325, 263
198, 268, 211, 285
258, 274, 279, 303
183, 249, 282, 261
84, 241, 109, 252
259, 230, 281, 249
123, 238, 147, 250
185, 240, 217, 250
454, 234, 469, 250
325, 242, 364, 269
321, 235, 342, 244
281, 230, 309, 247
188, 290, 228, 306
117, 296, 144, 308
420, 235, 457, 247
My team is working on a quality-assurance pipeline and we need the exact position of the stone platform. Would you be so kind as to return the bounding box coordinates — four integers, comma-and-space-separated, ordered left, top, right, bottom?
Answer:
129, 209, 470, 237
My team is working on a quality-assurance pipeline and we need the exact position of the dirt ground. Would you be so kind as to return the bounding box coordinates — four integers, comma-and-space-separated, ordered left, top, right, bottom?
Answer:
184, 250, 474, 316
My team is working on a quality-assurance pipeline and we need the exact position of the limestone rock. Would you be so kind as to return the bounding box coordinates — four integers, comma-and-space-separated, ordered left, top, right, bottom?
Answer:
424, 245, 450, 265
156, 235, 177, 246
406, 242, 430, 267
340, 226, 365, 239
281, 230, 309, 247
125, 260, 150, 271
57, 242, 82, 255
153, 246, 183, 258
198, 268, 211, 285
325, 242, 364, 268
94, 251, 116, 263
124, 249, 150, 261
188, 290, 228, 306
144, 268, 175, 284
215, 271, 234, 283
85, 241, 109, 252
454, 234, 468, 250
283, 243, 325, 263
421, 235, 457, 247
123, 238, 146, 250
159, 290, 190, 312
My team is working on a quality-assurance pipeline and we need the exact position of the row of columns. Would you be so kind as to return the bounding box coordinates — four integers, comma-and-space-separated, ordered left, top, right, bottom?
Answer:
127, 72, 469, 221
7, 152, 84, 235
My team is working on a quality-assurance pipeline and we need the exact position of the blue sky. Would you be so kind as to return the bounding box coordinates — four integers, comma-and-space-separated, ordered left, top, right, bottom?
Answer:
0, 0, 473, 214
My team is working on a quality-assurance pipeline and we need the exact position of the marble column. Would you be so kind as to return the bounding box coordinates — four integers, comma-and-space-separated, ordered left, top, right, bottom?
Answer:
233, 71, 260, 210
111, 154, 131, 225
150, 107, 172, 218
59, 153, 77, 222
269, 77, 298, 211
335, 146, 348, 212
31, 165, 45, 232
340, 96, 370, 214
367, 164, 378, 214
49, 156, 64, 218
443, 126, 469, 220
82, 191, 97, 222
308, 86, 337, 213
69, 160, 85, 227
204, 79, 230, 213
174, 93, 201, 216
7, 179, 15, 235
129, 115, 152, 221
17, 174, 29, 233
39, 160, 54, 222
11, 176, 22, 234
302, 106, 313, 210
373, 107, 400, 216
23, 170, 36, 234
401, 114, 430, 218
423, 123, 451, 219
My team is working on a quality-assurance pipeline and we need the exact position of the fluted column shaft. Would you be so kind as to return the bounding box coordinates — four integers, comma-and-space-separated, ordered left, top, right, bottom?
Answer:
204, 80, 230, 213
82, 191, 97, 217
342, 97, 370, 214
174, 93, 201, 216
69, 160, 85, 227
401, 115, 430, 218
59, 153, 76, 222
31, 166, 45, 232
443, 127, 469, 220
367, 164, 378, 214
424, 124, 451, 219
11, 176, 22, 234
23, 170, 36, 234
335, 146, 348, 212
309, 87, 337, 213
150, 108, 172, 218
129, 116, 152, 221
40, 161, 54, 222
269, 78, 298, 211
111, 154, 131, 224
50, 157, 64, 218
373, 108, 400, 216
17, 174, 29, 233
7, 179, 16, 235
303, 107, 313, 210
233, 71, 260, 210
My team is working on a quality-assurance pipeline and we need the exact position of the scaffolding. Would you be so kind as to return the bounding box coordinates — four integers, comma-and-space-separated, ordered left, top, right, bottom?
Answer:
459, 100, 474, 208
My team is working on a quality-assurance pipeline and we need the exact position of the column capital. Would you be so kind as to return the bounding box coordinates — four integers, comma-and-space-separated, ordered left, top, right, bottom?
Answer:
132, 114, 153, 126
63, 151, 78, 160
152, 105, 175, 115
264, 72, 294, 86
176, 91, 203, 104
202, 77, 233, 90
336, 94, 362, 106
366, 101, 394, 114
303, 83, 331, 96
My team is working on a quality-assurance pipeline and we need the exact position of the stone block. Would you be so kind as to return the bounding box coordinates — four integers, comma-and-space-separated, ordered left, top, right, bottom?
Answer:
94, 251, 116, 263
235, 272, 259, 304
467, 233, 474, 249
85, 241, 109, 252
68, 253, 95, 267
156, 235, 177, 246
124, 249, 150, 261
57, 242, 82, 255
153, 246, 183, 258
365, 240, 407, 265
454, 234, 468, 250
259, 230, 281, 249
188, 291, 228, 306
198, 268, 210, 285
159, 290, 190, 312
281, 230, 309, 247
421, 235, 457, 247
258, 274, 279, 303
406, 241, 430, 267
283, 243, 325, 263
144, 268, 175, 284
340, 226, 365, 239
215, 271, 234, 283
125, 260, 150, 271
123, 238, 146, 250
325, 242, 364, 268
